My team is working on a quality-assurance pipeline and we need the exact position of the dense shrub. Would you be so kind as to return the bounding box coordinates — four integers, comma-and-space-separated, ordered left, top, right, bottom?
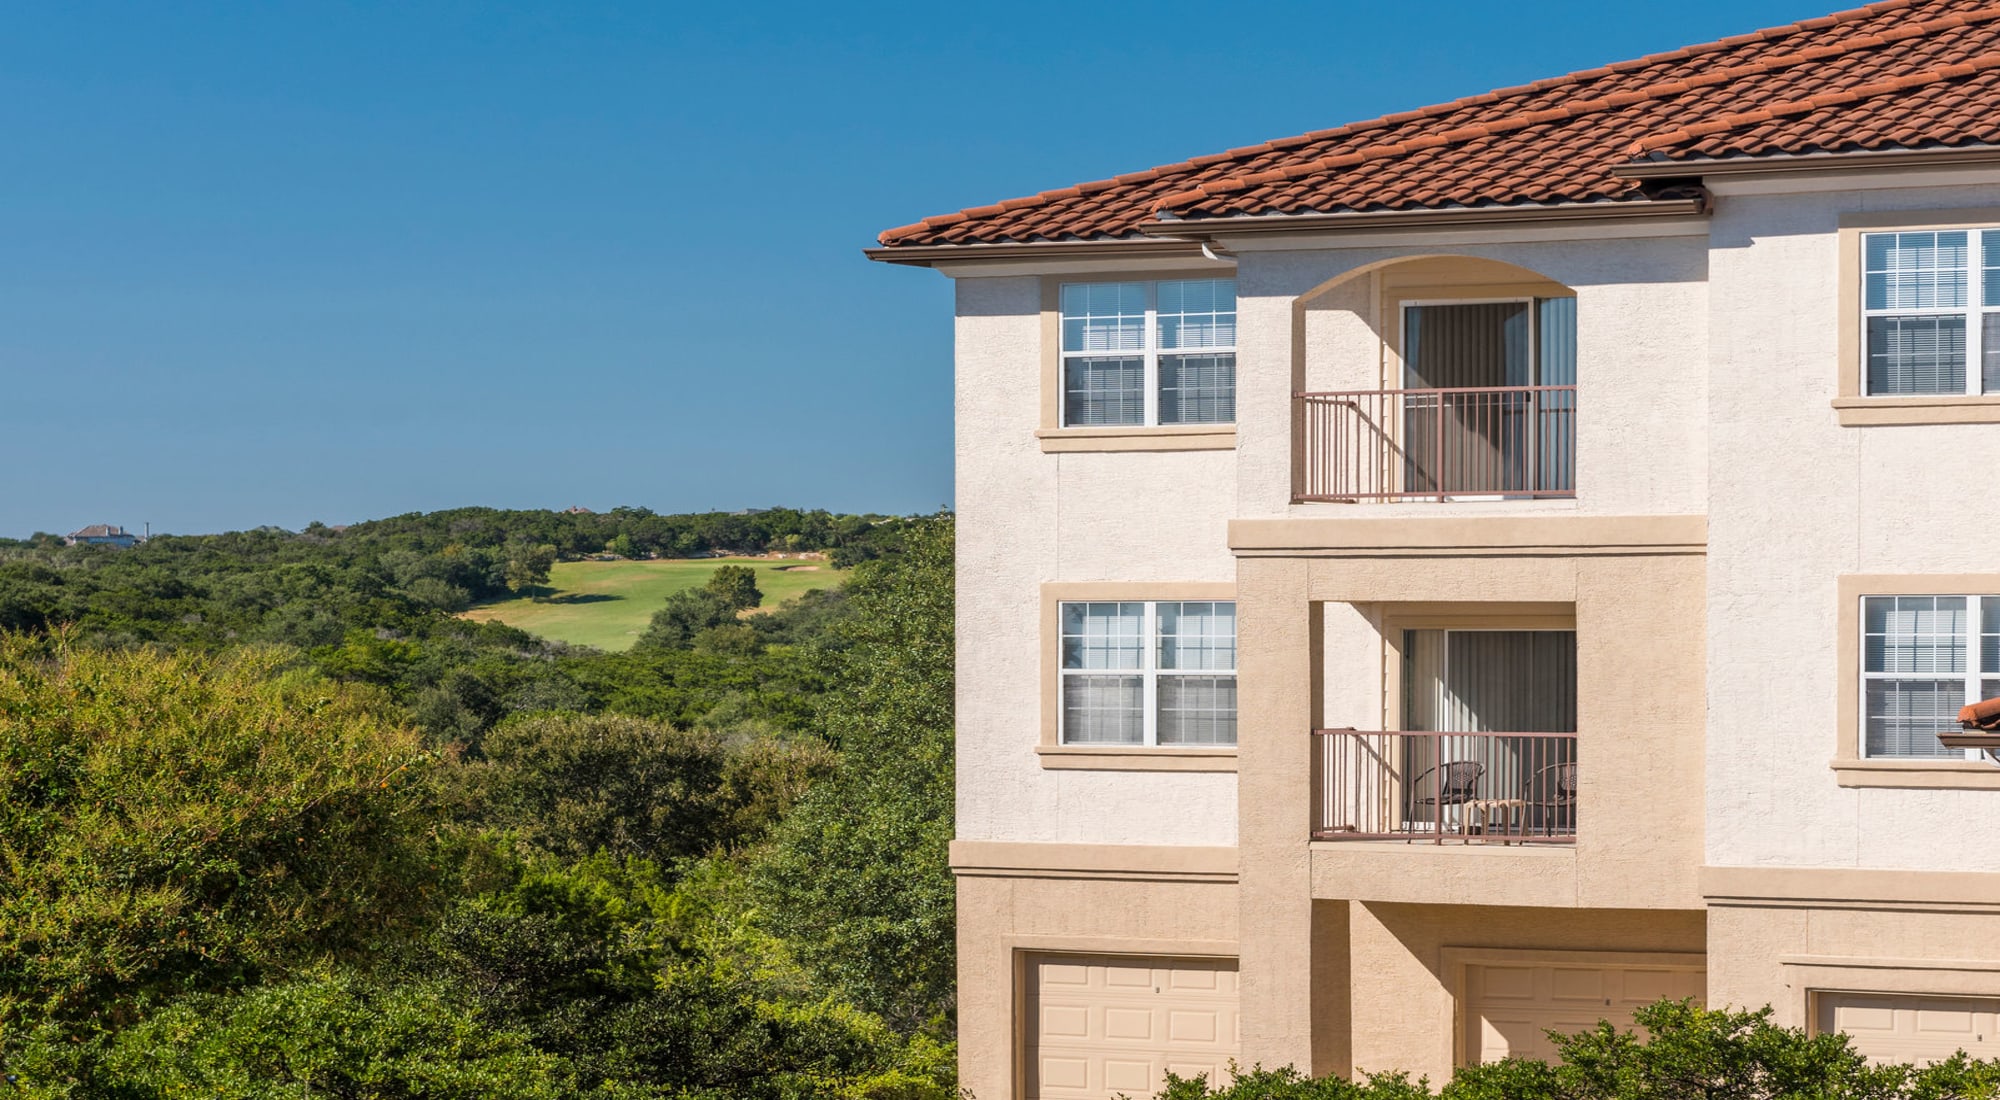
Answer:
1152, 999, 2000, 1100
0, 637, 441, 1033
457, 712, 831, 861
88, 972, 566, 1099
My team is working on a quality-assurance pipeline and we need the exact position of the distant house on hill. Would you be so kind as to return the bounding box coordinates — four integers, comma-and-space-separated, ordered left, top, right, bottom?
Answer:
66, 524, 139, 548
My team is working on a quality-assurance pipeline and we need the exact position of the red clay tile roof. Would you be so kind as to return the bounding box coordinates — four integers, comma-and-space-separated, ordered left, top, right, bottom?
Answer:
879, 0, 2000, 248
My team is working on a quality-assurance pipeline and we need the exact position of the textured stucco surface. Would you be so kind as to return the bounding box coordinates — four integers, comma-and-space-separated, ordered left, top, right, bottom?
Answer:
1233, 236, 1710, 521
954, 275, 1239, 849
1709, 900, 2000, 1030
1347, 902, 1706, 1082
1705, 182, 2000, 873
956, 872, 1238, 1100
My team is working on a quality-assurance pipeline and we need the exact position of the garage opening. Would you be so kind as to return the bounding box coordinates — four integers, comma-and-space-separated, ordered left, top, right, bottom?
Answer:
1025, 954, 1239, 1100
1817, 992, 2000, 1065
1462, 957, 1705, 1064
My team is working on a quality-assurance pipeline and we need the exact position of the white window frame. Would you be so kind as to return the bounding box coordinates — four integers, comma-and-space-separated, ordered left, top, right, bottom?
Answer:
1859, 594, 1999, 760
1058, 278, 1237, 428
1859, 228, 2000, 396
1057, 599, 1237, 747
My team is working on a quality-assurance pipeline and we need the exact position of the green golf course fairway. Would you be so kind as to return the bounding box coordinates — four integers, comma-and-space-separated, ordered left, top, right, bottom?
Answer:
461, 557, 839, 651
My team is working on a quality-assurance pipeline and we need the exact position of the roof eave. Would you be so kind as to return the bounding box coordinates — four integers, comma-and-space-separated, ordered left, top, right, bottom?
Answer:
1614, 144, 2000, 180
863, 236, 1204, 268
1130, 196, 1711, 239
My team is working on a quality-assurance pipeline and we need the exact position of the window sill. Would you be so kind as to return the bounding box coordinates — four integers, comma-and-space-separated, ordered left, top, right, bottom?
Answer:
1036, 425, 1236, 453
1830, 757, 2000, 789
1832, 395, 2000, 426
1036, 745, 1238, 772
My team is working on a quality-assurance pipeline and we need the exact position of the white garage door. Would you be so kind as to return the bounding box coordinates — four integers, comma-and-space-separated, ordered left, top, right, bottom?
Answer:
1463, 960, 1706, 1064
1026, 955, 1239, 1100
1819, 993, 2000, 1065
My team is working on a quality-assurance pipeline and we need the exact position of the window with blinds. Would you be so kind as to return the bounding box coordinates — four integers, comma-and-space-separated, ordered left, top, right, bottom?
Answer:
1861, 595, 2000, 758
1060, 600, 1237, 746
1862, 230, 2000, 396
1060, 279, 1236, 427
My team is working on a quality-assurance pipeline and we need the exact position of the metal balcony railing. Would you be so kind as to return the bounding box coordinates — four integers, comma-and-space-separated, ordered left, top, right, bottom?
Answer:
1311, 729, 1578, 844
1294, 385, 1577, 502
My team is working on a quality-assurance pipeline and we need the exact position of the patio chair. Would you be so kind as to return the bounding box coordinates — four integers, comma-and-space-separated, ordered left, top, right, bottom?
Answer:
1531, 761, 1578, 837
1407, 760, 1484, 844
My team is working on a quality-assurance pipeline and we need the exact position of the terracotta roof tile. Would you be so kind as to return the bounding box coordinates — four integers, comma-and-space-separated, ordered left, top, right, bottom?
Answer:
879, 0, 2000, 247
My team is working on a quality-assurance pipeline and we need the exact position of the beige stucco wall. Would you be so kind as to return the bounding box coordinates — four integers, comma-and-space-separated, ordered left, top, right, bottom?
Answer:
1704, 180, 2000, 874
1231, 234, 1711, 521
955, 275, 1239, 848
1709, 897, 2000, 1031
1269, 534, 1708, 911
955, 855, 1239, 1100
1346, 901, 1706, 1083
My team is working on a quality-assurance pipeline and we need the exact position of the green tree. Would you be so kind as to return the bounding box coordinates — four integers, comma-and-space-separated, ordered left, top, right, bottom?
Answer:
458, 713, 827, 862
0, 637, 441, 1033
505, 542, 559, 594
754, 515, 955, 1029
704, 565, 762, 612
637, 591, 733, 650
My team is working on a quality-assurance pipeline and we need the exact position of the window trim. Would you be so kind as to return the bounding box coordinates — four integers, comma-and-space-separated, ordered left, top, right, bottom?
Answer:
1836, 209, 2000, 425
1037, 273, 1239, 452
1038, 582, 1237, 771
1857, 593, 1997, 762
1057, 277, 1237, 430
1834, 574, 2000, 788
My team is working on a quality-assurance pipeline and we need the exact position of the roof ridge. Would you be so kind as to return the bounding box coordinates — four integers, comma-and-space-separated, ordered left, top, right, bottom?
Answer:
1152, 1, 2000, 216
1629, 46, 2000, 156
877, 0, 1938, 244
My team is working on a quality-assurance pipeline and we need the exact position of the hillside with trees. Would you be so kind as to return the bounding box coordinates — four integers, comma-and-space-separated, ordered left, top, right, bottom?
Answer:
0, 508, 956, 1098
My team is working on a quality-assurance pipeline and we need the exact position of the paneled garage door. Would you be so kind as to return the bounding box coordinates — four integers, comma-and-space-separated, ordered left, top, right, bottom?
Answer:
1463, 959, 1706, 1064
1026, 955, 1239, 1100
1818, 993, 2000, 1065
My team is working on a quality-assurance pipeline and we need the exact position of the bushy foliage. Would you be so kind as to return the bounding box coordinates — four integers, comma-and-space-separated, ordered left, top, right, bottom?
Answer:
0, 637, 441, 1034
398, 849, 954, 1100
457, 712, 832, 861
755, 515, 956, 1029
0, 507, 960, 1097
1155, 1000, 2000, 1100
88, 972, 567, 1099
1157, 1066, 1434, 1100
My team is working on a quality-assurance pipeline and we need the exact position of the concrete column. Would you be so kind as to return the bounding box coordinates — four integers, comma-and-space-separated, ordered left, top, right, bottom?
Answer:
1235, 555, 1332, 1072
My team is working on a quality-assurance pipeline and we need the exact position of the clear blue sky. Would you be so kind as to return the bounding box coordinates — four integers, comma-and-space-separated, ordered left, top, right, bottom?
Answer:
0, 0, 1813, 536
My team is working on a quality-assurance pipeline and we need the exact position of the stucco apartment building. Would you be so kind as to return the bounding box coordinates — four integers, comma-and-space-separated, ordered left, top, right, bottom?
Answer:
870, 2, 2000, 1095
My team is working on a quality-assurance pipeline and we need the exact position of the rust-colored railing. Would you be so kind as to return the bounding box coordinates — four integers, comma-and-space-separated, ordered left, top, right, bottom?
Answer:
1293, 385, 1576, 502
1311, 730, 1578, 844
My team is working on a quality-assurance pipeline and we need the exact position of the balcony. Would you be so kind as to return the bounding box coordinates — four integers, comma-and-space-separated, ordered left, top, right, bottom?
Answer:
1311, 729, 1578, 844
1294, 385, 1576, 503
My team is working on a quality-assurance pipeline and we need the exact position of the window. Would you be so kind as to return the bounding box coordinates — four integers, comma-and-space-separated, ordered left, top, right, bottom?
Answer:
1861, 229, 2000, 395
1059, 600, 1236, 745
1061, 279, 1236, 426
1861, 595, 2000, 758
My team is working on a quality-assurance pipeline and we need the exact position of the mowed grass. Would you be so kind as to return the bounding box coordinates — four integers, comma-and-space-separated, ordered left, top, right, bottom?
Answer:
461, 558, 842, 652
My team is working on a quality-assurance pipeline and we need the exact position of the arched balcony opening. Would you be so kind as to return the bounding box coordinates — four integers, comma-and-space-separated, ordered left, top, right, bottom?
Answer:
1292, 256, 1578, 503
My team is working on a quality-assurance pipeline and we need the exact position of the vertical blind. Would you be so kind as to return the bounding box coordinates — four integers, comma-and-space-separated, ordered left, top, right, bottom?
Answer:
1862, 595, 2000, 758
1405, 630, 1578, 734
1860, 229, 2000, 396
1059, 601, 1237, 745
